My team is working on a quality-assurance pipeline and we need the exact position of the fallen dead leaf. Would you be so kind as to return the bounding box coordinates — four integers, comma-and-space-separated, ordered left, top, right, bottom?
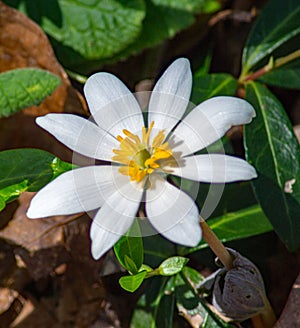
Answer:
0, 1, 87, 161
0, 192, 77, 279
0, 288, 24, 327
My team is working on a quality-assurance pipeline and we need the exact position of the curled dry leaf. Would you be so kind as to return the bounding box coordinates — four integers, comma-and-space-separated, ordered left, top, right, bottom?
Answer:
0, 2, 87, 160
0, 192, 74, 279
0, 288, 24, 327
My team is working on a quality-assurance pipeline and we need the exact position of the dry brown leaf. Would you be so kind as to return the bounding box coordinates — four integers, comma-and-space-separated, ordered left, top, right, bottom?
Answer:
0, 193, 66, 252
0, 192, 75, 279
0, 1, 87, 160
0, 288, 24, 327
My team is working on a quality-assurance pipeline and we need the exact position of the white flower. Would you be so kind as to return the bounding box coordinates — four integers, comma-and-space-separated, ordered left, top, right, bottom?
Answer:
27, 58, 257, 259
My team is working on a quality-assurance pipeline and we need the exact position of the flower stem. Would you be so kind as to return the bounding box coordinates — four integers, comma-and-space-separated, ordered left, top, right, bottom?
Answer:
199, 217, 233, 270
261, 296, 277, 328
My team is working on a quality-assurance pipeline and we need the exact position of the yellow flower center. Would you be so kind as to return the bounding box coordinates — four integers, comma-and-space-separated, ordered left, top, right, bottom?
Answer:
112, 121, 173, 183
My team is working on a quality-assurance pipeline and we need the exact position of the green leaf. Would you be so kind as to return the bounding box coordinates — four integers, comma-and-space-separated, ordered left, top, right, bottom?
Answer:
0, 197, 5, 212
0, 68, 60, 117
113, 0, 220, 64
124, 255, 139, 275
0, 180, 29, 204
259, 57, 300, 89
159, 256, 189, 276
183, 205, 272, 254
114, 219, 143, 274
130, 277, 174, 328
144, 234, 176, 268
245, 81, 300, 251
119, 270, 147, 292
191, 73, 237, 104
5, 0, 145, 69
0, 148, 73, 211
242, 0, 300, 74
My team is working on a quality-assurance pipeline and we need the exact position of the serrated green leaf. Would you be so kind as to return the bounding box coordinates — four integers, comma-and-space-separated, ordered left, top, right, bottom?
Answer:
245, 81, 300, 251
0, 148, 73, 211
242, 0, 300, 74
114, 219, 143, 273
159, 256, 188, 276
259, 57, 300, 89
182, 205, 272, 254
191, 73, 237, 104
119, 271, 147, 293
0, 68, 60, 117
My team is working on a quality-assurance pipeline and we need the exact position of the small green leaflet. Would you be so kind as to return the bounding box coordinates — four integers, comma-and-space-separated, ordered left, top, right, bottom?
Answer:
158, 256, 188, 276
119, 270, 147, 293
0, 68, 60, 117
114, 219, 143, 274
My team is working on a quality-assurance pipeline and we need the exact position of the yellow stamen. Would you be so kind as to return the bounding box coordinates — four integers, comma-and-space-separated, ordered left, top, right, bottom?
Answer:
112, 121, 173, 183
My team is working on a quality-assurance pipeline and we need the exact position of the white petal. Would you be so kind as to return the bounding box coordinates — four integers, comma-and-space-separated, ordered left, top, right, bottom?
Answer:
84, 73, 144, 136
90, 182, 143, 259
148, 58, 192, 137
36, 114, 118, 161
27, 166, 126, 218
146, 175, 201, 246
170, 97, 256, 156
170, 154, 257, 183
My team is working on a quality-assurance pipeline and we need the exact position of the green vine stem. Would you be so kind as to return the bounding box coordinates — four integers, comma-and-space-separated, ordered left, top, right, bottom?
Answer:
239, 49, 300, 83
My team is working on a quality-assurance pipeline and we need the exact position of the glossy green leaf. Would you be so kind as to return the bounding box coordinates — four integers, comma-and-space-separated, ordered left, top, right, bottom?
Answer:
114, 219, 143, 273
113, 0, 220, 64
259, 57, 300, 89
0, 197, 5, 212
119, 270, 147, 293
245, 81, 300, 251
0, 149, 73, 211
124, 255, 139, 275
242, 0, 300, 74
5, 0, 145, 68
0, 68, 60, 117
130, 277, 174, 328
143, 234, 176, 268
191, 73, 237, 104
159, 256, 189, 276
183, 205, 272, 254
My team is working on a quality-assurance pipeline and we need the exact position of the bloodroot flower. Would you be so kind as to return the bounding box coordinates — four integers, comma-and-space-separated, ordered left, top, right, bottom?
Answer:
27, 58, 257, 259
